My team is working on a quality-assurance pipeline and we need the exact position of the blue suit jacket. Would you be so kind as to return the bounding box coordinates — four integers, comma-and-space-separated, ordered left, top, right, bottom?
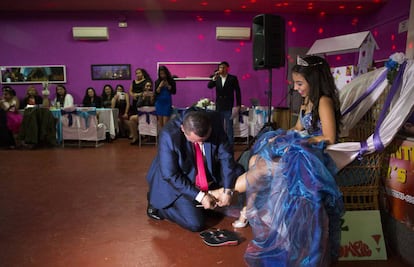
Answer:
146, 109, 244, 209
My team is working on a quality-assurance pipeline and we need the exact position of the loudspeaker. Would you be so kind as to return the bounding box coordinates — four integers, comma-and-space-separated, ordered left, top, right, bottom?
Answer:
252, 14, 285, 70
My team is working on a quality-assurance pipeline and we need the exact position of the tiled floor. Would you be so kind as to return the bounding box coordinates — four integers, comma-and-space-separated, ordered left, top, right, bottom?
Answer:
0, 140, 410, 266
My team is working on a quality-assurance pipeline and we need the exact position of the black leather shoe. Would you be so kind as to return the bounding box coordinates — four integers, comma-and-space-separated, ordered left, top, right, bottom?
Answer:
147, 203, 163, 220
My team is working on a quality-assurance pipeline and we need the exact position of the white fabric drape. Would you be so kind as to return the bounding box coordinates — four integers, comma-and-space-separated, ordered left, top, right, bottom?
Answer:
326, 59, 414, 170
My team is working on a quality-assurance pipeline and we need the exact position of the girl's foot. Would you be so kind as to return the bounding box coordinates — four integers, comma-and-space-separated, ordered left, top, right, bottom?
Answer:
232, 207, 248, 228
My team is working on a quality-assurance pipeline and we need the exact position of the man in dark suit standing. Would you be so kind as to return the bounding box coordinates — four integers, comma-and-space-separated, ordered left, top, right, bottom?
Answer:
207, 61, 242, 146
146, 109, 244, 232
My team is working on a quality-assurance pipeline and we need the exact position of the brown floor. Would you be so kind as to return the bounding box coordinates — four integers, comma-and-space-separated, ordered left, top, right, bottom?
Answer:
0, 139, 410, 267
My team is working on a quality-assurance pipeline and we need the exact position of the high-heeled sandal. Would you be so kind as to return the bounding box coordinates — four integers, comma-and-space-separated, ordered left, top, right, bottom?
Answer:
232, 208, 248, 228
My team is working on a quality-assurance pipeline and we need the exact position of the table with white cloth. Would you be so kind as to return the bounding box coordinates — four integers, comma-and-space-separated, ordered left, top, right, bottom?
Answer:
51, 108, 118, 144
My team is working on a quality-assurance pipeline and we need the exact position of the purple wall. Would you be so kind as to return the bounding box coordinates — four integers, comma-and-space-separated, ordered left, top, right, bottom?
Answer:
0, 0, 410, 108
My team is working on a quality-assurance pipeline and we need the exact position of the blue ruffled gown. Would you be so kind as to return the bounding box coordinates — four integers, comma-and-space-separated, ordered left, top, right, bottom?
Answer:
244, 112, 344, 267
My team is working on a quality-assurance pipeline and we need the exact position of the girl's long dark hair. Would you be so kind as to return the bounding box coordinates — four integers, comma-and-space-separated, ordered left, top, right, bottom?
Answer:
137, 68, 152, 83
291, 55, 342, 135
82, 87, 97, 106
55, 85, 67, 105
101, 84, 115, 100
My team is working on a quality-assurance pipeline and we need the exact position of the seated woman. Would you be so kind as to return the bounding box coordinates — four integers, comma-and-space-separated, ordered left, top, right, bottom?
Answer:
82, 87, 102, 108
211, 56, 344, 267
0, 86, 23, 147
111, 84, 130, 138
127, 80, 155, 145
101, 84, 115, 108
21, 85, 42, 109
53, 85, 74, 108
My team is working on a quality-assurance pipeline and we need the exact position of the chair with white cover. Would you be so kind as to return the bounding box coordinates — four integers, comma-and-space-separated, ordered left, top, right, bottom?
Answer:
137, 106, 158, 146
61, 107, 107, 147
249, 106, 274, 137
233, 106, 250, 145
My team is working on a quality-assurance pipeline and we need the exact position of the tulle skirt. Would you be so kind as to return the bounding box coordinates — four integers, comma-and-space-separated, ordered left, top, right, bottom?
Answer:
244, 130, 344, 267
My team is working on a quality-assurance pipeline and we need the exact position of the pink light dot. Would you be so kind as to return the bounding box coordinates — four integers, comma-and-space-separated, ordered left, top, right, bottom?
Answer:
409, 42, 413, 49
352, 18, 358, 25
336, 56, 341, 61
239, 41, 245, 46
356, 5, 363, 9
198, 34, 205, 40
241, 5, 247, 9
250, 0, 256, 3
200, 1, 208, 6
224, 9, 232, 13
155, 44, 165, 52
373, 30, 378, 36
339, 5, 345, 9
196, 16, 203, 22
391, 34, 395, 41
318, 27, 324, 34
235, 47, 241, 53
291, 27, 297, 33
288, 21, 293, 26
392, 44, 396, 50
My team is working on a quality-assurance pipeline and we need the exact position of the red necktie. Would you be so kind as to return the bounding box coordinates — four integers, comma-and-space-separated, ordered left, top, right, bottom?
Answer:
194, 142, 209, 191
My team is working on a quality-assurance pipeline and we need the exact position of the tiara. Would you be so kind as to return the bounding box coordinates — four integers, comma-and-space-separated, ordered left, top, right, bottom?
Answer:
297, 56, 323, 67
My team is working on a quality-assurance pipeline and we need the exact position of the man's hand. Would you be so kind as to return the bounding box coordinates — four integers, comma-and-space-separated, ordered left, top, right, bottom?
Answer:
201, 193, 217, 210
231, 106, 240, 120
216, 189, 233, 207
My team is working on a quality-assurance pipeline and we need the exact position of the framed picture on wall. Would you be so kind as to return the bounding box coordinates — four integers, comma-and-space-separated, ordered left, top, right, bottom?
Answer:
0, 65, 66, 84
156, 62, 220, 80
91, 64, 131, 80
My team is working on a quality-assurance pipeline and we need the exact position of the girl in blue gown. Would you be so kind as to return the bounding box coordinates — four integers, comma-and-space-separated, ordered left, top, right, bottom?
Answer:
213, 56, 344, 266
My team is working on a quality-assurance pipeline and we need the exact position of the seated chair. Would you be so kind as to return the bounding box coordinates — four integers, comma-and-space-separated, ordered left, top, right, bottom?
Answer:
233, 106, 250, 145
137, 106, 158, 147
249, 105, 274, 137
61, 107, 106, 147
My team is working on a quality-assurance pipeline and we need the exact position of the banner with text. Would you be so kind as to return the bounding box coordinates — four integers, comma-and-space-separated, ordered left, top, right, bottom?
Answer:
385, 138, 414, 229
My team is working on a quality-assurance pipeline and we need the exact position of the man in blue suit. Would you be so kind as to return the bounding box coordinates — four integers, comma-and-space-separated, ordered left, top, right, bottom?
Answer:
146, 109, 244, 232
208, 61, 242, 146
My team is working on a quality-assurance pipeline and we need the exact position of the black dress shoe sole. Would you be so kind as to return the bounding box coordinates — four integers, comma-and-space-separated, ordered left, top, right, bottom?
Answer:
202, 229, 240, 247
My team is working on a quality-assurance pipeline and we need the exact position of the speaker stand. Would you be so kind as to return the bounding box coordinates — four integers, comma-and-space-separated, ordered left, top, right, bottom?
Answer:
266, 68, 273, 125
263, 68, 277, 129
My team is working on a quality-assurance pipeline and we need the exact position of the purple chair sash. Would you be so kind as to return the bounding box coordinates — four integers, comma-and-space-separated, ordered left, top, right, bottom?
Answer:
238, 110, 249, 123
60, 109, 77, 127
342, 69, 387, 116
358, 61, 407, 157
138, 110, 157, 124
